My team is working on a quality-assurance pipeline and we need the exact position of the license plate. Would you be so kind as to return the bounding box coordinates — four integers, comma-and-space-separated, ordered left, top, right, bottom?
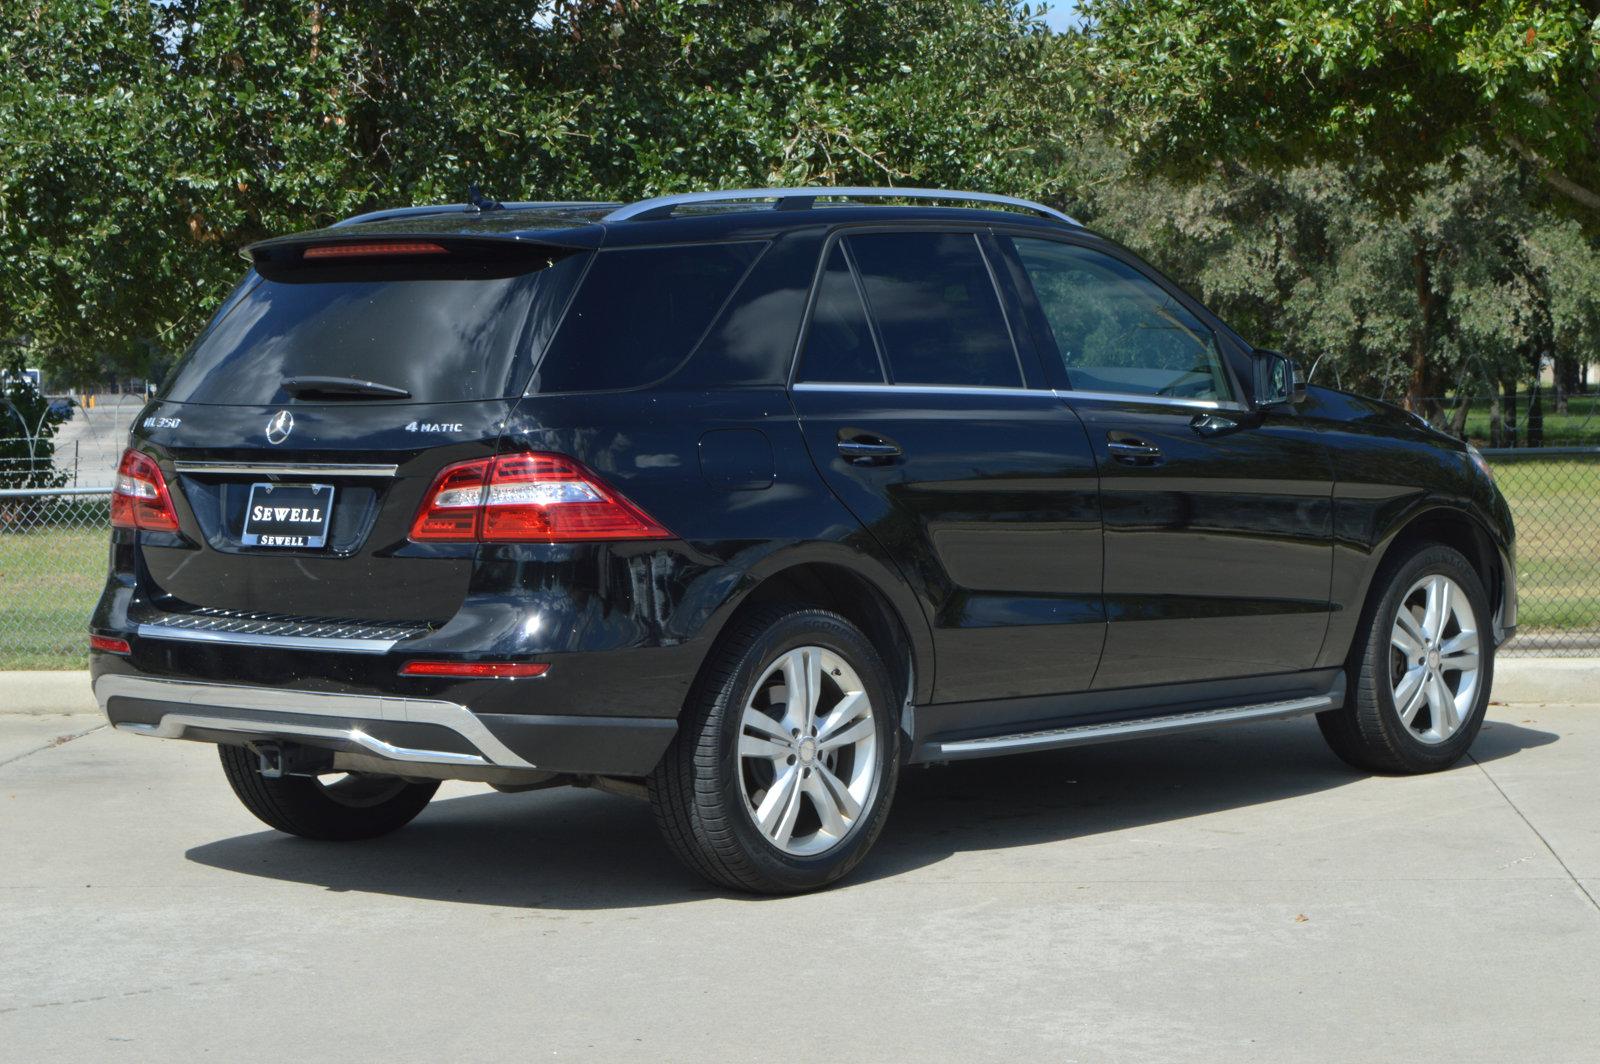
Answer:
241, 483, 335, 548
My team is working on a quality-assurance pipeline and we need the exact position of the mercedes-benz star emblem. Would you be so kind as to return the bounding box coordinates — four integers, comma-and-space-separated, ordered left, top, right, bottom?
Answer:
265, 410, 294, 445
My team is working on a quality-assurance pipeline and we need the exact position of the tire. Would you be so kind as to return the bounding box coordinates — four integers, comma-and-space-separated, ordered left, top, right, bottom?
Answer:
218, 745, 440, 841
1318, 543, 1494, 774
648, 604, 901, 894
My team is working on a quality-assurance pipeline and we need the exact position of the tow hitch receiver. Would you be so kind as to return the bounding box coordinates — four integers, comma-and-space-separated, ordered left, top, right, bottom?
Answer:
248, 741, 333, 779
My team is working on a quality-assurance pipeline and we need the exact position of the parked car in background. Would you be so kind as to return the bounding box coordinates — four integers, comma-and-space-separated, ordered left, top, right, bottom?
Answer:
91, 187, 1515, 893
46, 396, 77, 423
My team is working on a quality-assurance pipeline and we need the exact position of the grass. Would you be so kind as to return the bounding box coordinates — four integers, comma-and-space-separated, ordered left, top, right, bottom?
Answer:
1460, 394, 1600, 447
0, 517, 106, 670
1488, 458, 1600, 634
0, 459, 1594, 669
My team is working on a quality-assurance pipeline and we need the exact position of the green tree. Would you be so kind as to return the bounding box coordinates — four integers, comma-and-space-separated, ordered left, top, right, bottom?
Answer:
1080, 0, 1600, 220
1, 0, 1079, 383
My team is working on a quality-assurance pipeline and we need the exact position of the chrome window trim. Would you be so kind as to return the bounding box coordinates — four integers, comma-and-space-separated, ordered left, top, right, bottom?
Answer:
790, 381, 1249, 412
137, 624, 398, 655
93, 674, 535, 769
173, 461, 398, 478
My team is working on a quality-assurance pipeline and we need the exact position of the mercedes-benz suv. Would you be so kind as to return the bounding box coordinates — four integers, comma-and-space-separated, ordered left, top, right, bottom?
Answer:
91, 187, 1516, 893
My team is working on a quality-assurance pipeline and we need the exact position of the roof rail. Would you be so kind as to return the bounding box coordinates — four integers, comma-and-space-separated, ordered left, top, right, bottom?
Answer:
603, 187, 1080, 225
332, 201, 620, 228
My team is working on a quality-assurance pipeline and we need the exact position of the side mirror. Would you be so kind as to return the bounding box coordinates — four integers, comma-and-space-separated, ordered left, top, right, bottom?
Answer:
1252, 349, 1306, 408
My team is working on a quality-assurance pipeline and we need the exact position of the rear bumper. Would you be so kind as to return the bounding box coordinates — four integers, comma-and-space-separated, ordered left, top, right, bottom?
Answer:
94, 673, 676, 777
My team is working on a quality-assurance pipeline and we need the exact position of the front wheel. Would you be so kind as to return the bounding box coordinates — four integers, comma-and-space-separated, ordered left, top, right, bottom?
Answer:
1318, 543, 1494, 774
218, 745, 440, 840
648, 605, 901, 893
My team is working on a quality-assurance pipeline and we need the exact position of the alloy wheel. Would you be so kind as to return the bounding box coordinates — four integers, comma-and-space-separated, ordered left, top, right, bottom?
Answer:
736, 646, 879, 856
1388, 574, 1481, 745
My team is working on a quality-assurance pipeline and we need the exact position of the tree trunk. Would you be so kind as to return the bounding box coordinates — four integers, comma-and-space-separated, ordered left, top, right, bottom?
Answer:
1404, 242, 1437, 414
1555, 354, 1578, 413
1448, 389, 1472, 440
1528, 359, 1545, 449
1488, 387, 1504, 448
1503, 378, 1519, 448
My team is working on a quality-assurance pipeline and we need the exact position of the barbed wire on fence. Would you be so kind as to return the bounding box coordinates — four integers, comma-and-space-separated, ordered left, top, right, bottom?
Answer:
0, 451, 1596, 668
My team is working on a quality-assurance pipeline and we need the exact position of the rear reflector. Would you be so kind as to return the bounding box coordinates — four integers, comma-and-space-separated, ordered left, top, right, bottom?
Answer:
301, 241, 448, 260
399, 660, 549, 679
111, 449, 180, 532
90, 635, 131, 654
410, 452, 672, 543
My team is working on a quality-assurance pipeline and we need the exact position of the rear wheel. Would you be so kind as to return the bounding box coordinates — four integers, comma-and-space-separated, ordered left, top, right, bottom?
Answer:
218, 745, 440, 840
648, 605, 900, 893
1318, 544, 1493, 773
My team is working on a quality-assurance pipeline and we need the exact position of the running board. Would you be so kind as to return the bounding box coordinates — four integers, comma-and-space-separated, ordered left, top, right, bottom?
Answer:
932, 693, 1338, 760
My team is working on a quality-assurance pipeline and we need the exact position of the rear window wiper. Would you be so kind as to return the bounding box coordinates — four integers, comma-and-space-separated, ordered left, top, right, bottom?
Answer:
281, 375, 411, 400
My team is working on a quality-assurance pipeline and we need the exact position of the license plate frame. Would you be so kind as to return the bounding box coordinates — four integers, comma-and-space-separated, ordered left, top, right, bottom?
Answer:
240, 482, 336, 549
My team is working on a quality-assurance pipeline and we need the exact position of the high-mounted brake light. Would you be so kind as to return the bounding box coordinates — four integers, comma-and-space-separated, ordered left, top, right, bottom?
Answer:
111, 449, 180, 532
301, 241, 449, 260
399, 660, 549, 679
409, 453, 672, 543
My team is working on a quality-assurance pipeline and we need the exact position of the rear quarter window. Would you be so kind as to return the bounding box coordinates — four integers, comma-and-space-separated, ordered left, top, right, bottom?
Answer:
530, 242, 764, 393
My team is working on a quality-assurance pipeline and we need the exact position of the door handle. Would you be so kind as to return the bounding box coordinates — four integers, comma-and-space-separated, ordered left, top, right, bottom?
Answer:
837, 434, 903, 465
1106, 436, 1162, 465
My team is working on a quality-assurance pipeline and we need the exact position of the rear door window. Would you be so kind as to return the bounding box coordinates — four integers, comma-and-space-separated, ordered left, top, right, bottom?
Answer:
531, 242, 763, 393
845, 232, 1021, 388
797, 245, 885, 383
162, 253, 585, 405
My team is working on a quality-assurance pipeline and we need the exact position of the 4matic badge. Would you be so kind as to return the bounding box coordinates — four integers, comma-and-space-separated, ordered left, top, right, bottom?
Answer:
406, 421, 465, 433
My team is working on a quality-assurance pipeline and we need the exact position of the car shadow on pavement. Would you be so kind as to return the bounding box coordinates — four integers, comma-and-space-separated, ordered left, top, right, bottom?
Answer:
184, 715, 1557, 908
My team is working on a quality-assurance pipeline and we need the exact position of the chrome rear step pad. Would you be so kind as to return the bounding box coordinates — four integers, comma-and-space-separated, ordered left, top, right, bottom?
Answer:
934, 693, 1338, 759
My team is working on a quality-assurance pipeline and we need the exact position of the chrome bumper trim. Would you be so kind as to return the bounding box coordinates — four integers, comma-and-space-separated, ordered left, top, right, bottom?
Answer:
136, 624, 398, 655
935, 694, 1336, 758
116, 716, 488, 766
94, 674, 534, 769
173, 461, 398, 478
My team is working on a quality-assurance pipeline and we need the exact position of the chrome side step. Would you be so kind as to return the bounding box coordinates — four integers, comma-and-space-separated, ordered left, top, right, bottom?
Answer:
933, 693, 1337, 759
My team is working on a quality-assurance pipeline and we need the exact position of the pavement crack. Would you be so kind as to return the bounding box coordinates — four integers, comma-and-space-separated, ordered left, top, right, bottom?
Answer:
1471, 752, 1600, 915
0, 724, 106, 770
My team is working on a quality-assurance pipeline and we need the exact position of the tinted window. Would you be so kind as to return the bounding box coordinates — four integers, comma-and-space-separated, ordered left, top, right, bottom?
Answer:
798, 245, 884, 383
847, 232, 1021, 387
1012, 239, 1233, 401
532, 242, 762, 393
162, 256, 584, 405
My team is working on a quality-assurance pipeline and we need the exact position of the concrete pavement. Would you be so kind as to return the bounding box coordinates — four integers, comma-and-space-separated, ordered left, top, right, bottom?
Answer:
2, 695, 1597, 1062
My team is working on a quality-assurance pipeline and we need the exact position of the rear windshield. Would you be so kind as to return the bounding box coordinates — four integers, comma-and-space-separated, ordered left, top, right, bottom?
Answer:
161, 253, 585, 405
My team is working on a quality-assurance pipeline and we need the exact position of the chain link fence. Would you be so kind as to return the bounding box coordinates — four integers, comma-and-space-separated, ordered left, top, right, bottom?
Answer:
0, 488, 111, 670
0, 452, 1595, 669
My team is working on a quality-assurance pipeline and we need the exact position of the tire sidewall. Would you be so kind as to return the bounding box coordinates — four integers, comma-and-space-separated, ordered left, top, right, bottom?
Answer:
1366, 546, 1495, 767
712, 611, 900, 890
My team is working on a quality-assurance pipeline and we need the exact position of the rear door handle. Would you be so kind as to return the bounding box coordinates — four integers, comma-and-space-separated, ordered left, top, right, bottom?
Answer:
1106, 436, 1163, 465
837, 434, 903, 465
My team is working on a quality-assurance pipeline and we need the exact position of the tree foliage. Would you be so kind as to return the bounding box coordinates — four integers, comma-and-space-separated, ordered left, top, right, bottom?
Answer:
1080, 0, 1600, 221
1, 0, 1077, 384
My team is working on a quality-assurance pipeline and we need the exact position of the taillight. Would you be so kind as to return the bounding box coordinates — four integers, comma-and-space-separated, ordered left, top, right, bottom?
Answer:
409, 453, 672, 543
110, 449, 180, 532
90, 634, 131, 654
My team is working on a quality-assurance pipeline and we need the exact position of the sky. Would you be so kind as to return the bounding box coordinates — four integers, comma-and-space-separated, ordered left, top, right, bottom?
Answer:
1039, 3, 1086, 32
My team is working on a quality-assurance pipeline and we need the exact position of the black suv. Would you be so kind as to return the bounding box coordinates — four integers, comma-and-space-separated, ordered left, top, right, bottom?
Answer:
91, 187, 1516, 893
